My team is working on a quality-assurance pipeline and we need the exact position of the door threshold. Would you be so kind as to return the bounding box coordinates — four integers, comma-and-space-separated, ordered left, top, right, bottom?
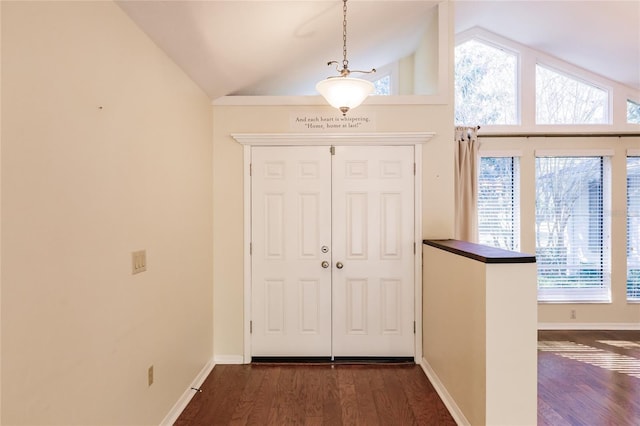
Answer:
251, 356, 414, 365
334, 356, 414, 364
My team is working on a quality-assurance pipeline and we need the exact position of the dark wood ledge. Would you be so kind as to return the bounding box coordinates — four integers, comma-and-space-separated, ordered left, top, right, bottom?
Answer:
423, 239, 536, 264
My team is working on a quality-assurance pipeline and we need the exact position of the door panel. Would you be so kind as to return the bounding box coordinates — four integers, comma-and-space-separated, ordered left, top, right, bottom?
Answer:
332, 146, 415, 357
345, 193, 368, 259
251, 146, 332, 356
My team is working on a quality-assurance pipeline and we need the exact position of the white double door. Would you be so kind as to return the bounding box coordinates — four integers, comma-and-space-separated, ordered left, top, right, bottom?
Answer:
251, 145, 415, 358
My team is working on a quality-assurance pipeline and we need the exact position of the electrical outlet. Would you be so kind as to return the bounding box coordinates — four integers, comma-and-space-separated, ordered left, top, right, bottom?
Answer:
148, 365, 154, 386
570, 309, 576, 320
132, 250, 147, 275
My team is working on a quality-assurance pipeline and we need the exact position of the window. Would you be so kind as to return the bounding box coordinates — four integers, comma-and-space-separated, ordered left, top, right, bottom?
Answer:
536, 64, 609, 124
628, 100, 640, 124
455, 39, 518, 125
536, 156, 611, 302
373, 74, 391, 95
628, 157, 640, 301
478, 157, 520, 251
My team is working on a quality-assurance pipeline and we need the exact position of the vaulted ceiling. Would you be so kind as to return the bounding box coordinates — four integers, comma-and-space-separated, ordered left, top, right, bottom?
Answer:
117, 1, 640, 100
455, 1, 640, 92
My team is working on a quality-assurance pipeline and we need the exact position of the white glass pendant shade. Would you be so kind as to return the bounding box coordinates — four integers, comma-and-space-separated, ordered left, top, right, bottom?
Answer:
316, 77, 374, 115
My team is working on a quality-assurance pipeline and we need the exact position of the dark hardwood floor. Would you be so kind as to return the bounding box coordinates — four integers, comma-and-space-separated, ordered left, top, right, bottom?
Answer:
538, 330, 640, 426
175, 363, 456, 425
176, 330, 640, 425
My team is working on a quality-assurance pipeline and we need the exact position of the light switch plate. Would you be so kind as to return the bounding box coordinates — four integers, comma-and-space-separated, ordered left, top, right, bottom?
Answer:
132, 250, 147, 274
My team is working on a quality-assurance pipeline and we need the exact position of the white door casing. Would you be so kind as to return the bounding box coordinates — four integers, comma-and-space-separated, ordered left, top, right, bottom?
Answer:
233, 132, 434, 363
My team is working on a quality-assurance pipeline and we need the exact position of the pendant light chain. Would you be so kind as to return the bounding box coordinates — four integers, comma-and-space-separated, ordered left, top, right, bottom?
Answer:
342, 0, 348, 71
323, 0, 374, 78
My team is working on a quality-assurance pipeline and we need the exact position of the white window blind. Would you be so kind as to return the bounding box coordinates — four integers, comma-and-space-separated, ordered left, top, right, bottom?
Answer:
628, 156, 640, 301
535, 156, 611, 302
478, 157, 520, 251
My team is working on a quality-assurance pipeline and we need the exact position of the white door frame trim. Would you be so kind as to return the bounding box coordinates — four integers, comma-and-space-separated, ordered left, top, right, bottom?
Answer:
233, 132, 435, 363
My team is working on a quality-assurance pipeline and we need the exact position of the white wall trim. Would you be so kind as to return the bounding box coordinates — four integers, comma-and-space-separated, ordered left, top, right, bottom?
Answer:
538, 322, 640, 330
160, 358, 215, 426
535, 149, 615, 157
212, 95, 448, 106
419, 358, 470, 426
238, 133, 431, 363
413, 144, 423, 363
479, 149, 523, 158
243, 145, 252, 363
214, 355, 245, 364
232, 132, 435, 146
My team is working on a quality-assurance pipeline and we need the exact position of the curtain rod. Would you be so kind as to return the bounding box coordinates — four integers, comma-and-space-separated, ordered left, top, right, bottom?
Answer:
478, 132, 640, 138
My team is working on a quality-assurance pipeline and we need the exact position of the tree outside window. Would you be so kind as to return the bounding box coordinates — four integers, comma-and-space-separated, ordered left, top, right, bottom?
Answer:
455, 39, 518, 125
373, 75, 391, 96
628, 100, 640, 124
536, 65, 609, 124
536, 157, 610, 301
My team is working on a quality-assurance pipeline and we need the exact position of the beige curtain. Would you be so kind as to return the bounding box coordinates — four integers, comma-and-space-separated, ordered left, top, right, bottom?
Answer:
454, 126, 479, 242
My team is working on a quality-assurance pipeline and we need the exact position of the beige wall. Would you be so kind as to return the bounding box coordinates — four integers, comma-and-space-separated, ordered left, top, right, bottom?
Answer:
212, 103, 455, 357
1, 2, 213, 424
423, 246, 486, 424
413, 6, 440, 95
485, 262, 537, 425
423, 246, 538, 425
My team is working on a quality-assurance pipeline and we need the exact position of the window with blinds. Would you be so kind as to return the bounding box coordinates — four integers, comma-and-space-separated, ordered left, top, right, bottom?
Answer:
628, 156, 640, 301
536, 156, 611, 302
478, 157, 520, 251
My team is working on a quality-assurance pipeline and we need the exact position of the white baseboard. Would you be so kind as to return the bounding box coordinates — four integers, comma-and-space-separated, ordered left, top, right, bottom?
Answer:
214, 354, 245, 364
160, 358, 215, 426
538, 322, 640, 330
419, 358, 470, 426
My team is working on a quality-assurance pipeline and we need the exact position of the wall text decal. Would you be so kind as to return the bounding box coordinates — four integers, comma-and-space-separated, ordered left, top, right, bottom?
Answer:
290, 111, 376, 132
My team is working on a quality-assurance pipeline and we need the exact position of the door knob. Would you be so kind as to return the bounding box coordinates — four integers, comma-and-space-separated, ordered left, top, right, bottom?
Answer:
321, 261, 330, 268
336, 262, 344, 269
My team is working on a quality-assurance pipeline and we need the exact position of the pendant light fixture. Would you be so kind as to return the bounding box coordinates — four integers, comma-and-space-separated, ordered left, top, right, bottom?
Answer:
316, 0, 376, 116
